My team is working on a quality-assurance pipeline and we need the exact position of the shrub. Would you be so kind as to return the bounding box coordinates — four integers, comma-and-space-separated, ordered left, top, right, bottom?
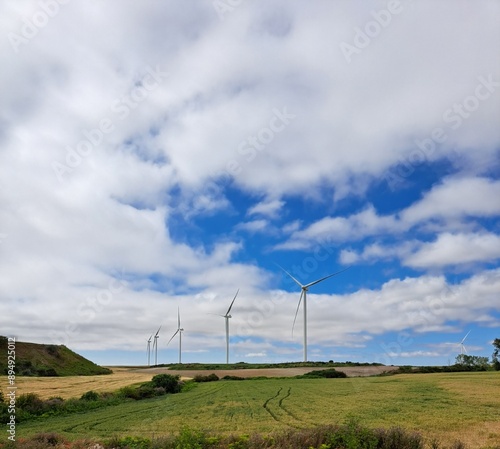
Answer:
136, 384, 157, 399
222, 375, 245, 381
17, 393, 46, 415
118, 386, 141, 400
105, 436, 151, 449
80, 390, 100, 401
44, 397, 64, 412
298, 368, 347, 379
150, 374, 181, 393
193, 373, 220, 383
32, 432, 66, 447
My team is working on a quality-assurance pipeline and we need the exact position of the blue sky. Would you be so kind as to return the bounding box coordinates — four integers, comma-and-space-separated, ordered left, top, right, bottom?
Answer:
1, 1, 499, 367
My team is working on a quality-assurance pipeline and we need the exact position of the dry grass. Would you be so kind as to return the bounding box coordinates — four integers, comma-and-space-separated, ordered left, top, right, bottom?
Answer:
1, 367, 152, 399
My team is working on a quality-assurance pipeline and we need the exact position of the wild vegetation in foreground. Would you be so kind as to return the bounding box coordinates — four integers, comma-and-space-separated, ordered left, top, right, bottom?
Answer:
14, 372, 500, 448
1, 420, 480, 449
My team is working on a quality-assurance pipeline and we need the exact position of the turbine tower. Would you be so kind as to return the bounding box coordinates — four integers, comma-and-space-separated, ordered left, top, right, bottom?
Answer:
146, 334, 152, 366
459, 330, 471, 355
215, 289, 239, 364
278, 265, 350, 362
152, 326, 161, 365
168, 307, 184, 364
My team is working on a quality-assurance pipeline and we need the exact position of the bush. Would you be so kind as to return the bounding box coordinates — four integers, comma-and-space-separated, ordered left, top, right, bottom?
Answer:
222, 375, 245, 381
297, 368, 348, 379
80, 390, 99, 401
32, 432, 66, 447
105, 436, 151, 449
17, 393, 46, 415
118, 386, 141, 400
150, 374, 181, 393
193, 373, 219, 383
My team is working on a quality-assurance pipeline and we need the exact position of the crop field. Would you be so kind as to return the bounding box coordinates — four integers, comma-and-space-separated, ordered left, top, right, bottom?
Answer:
16, 371, 500, 448
5, 367, 153, 400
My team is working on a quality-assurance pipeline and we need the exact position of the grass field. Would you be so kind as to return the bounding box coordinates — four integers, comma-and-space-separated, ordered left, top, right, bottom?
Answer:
15, 371, 500, 448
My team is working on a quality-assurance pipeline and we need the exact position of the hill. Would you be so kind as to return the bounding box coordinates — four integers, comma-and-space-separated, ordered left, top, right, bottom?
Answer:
0, 336, 111, 376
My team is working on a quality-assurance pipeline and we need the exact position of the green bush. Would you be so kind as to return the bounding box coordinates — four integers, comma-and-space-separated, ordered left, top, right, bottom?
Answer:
80, 390, 99, 401
222, 375, 245, 381
150, 374, 181, 393
297, 368, 347, 379
193, 373, 220, 383
17, 393, 46, 415
106, 435, 151, 449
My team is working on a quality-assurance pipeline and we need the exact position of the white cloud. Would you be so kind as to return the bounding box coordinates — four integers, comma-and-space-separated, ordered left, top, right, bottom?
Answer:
401, 177, 500, 224
0, 1, 499, 364
404, 232, 500, 268
235, 219, 269, 233
247, 199, 284, 218
276, 205, 402, 250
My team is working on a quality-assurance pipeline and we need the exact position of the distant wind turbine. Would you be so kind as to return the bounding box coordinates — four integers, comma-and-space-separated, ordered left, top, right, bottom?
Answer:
278, 264, 350, 362
213, 289, 239, 364
146, 334, 153, 366
152, 326, 161, 365
459, 330, 471, 355
168, 307, 184, 364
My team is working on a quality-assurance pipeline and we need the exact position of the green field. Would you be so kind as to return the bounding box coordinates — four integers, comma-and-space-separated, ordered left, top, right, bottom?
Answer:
17, 372, 500, 448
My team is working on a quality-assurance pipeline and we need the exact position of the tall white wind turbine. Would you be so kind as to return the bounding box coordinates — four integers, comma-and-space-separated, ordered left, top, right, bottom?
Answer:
278, 265, 350, 362
459, 330, 471, 355
215, 289, 239, 364
152, 326, 161, 365
146, 334, 152, 366
168, 307, 184, 364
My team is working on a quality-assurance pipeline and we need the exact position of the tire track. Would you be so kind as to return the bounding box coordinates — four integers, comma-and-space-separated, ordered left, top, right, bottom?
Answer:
277, 387, 314, 427
262, 386, 306, 429
262, 387, 282, 422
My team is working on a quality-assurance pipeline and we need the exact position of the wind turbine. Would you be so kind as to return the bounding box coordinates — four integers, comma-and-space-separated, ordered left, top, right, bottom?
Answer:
459, 330, 471, 355
168, 307, 184, 364
213, 289, 239, 364
146, 334, 153, 366
278, 265, 350, 362
152, 326, 161, 365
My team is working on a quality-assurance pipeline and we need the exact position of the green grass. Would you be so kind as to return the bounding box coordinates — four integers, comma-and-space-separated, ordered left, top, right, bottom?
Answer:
17, 372, 500, 447
0, 336, 111, 376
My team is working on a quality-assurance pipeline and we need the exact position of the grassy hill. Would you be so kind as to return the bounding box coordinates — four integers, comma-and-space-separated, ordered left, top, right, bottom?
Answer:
0, 336, 111, 376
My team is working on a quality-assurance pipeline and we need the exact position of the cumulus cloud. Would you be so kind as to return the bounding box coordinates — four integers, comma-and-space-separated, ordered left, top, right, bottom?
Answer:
0, 1, 498, 365
404, 232, 500, 268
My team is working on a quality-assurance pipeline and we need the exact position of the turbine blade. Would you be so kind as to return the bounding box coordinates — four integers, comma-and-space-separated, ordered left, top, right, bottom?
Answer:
304, 266, 351, 289
226, 289, 239, 315
154, 326, 161, 337
178, 307, 181, 329
460, 330, 471, 344
292, 290, 304, 337
207, 313, 225, 317
167, 329, 179, 345
275, 263, 304, 288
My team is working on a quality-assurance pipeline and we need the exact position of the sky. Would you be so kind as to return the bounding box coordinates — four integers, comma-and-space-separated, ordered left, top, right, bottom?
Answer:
1, 0, 499, 368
